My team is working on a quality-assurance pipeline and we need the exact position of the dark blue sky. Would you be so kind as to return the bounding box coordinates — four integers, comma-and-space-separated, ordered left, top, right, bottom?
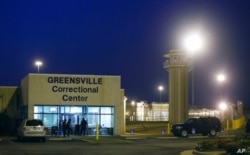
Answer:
1, 0, 250, 108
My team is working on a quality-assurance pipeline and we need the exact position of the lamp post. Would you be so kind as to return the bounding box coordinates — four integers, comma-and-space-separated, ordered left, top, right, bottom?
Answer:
216, 73, 226, 98
182, 30, 205, 107
35, 60, 43, 73
219, 101, 227, 122
158, 85, 164, 103
217, 73, 228, 123
131, 100, 136, 121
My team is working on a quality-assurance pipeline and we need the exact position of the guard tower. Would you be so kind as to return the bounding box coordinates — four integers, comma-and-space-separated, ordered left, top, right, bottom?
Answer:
163, 49, 192, 124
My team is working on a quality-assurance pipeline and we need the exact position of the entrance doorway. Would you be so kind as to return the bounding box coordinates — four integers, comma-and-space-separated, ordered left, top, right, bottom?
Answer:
59, 114, 82, 135
34, 105, 114, 135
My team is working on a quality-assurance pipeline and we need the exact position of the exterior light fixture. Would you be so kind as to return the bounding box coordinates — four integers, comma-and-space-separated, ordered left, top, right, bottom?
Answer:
35, 60, 43, 73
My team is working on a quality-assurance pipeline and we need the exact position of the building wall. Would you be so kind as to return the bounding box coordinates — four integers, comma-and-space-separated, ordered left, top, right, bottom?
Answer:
126, 101, 169, 121
20, 73, 125, 135
20, 75, 29, 107
126, 102, 234, 123
116, 89, 125, 134
0, 86, 19, 118
0, 86, 20, 135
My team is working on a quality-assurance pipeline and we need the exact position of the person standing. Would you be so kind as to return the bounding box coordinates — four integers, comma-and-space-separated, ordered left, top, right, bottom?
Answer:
62, 119, 67, 137
67, 119, 72, 136
80, 118, 88, 136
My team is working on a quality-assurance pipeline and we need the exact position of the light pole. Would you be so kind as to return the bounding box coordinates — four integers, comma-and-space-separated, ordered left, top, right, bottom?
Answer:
219, 101, 227, 122
182, 30, 205, 107
216, 73, 227, 123
216, 73, 226, 98
35, 61, 42, 73
131, 100, 136, 121
35, 60, 43, 73
158, 85, 164, 103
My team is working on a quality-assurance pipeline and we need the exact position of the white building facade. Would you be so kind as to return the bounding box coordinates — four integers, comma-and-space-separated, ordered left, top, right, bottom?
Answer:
16, 73, 125, 135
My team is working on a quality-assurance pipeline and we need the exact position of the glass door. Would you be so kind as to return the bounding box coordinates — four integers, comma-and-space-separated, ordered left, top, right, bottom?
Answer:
59, 114, 82, 135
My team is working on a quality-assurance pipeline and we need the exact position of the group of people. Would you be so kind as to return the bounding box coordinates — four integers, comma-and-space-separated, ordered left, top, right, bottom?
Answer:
62, 118, 88, 137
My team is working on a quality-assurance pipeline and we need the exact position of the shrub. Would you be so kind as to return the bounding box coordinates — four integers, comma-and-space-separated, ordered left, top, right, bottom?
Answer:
196, 140, 221, 151
217, 138, 232, 149
196, 136, 250, 154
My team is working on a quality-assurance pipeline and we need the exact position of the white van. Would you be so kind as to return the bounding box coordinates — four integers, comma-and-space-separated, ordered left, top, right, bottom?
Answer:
17, 119, 46, 142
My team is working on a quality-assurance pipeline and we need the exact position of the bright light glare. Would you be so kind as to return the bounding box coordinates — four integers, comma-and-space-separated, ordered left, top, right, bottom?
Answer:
131, 101, 135, 106
219, 102, 227, 111
35, 61, 43, 66
158, 86, 164, 91
217, 74, 226, 83
182, 31, 204, 54
35, 60, 43, 73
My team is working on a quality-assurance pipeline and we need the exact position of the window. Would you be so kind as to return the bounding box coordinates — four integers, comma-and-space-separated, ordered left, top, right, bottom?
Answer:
34, 105, 114, 135
43, 114, 58, 127
44, 106, 58, 113
88, 107, 99, 114
101, 107, 113, 114
26, 120, 43, 126
34, 106, 43, 113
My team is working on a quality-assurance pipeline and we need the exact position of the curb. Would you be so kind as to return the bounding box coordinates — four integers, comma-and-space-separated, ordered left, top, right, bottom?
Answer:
180, 150, 194, 155
81, 138, 132, 144
180, 150, 227, 155
156, 136, 178, 139
192, 150, 226, 155
123, 136, 147, 140
48, 137, 72, 141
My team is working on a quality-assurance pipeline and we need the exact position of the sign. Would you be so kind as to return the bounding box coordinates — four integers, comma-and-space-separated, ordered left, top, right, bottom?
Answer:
47, 76, 103, 102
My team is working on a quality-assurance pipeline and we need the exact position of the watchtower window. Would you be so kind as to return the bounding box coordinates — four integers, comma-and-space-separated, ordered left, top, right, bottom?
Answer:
172, 56, 182, 63
173, 57, 177, 62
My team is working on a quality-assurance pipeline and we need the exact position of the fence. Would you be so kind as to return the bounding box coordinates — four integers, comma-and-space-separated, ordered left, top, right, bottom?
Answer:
224, 117, 245, 130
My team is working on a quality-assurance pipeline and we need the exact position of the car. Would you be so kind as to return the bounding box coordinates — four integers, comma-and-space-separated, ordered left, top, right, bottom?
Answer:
245, 119, 250, 133
17, 119, 47, 142
171, 117, 222, 137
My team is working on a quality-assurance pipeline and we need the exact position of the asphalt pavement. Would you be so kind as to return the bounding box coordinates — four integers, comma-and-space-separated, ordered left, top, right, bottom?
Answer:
0, 128, 246, 155
45, 128, 245, 155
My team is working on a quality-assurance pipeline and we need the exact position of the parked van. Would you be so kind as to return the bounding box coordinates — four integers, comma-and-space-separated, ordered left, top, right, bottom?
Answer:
17, 119, 46, 142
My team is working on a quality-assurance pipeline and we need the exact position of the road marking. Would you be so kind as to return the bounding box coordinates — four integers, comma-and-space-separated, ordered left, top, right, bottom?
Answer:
81, 138, 133, 143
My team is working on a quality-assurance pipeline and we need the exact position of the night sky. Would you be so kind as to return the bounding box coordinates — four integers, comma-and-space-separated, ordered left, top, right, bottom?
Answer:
1, 0, 250, 108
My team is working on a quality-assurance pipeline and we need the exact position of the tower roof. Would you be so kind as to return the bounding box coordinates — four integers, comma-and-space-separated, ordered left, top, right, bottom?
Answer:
164, 49, 186, 58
